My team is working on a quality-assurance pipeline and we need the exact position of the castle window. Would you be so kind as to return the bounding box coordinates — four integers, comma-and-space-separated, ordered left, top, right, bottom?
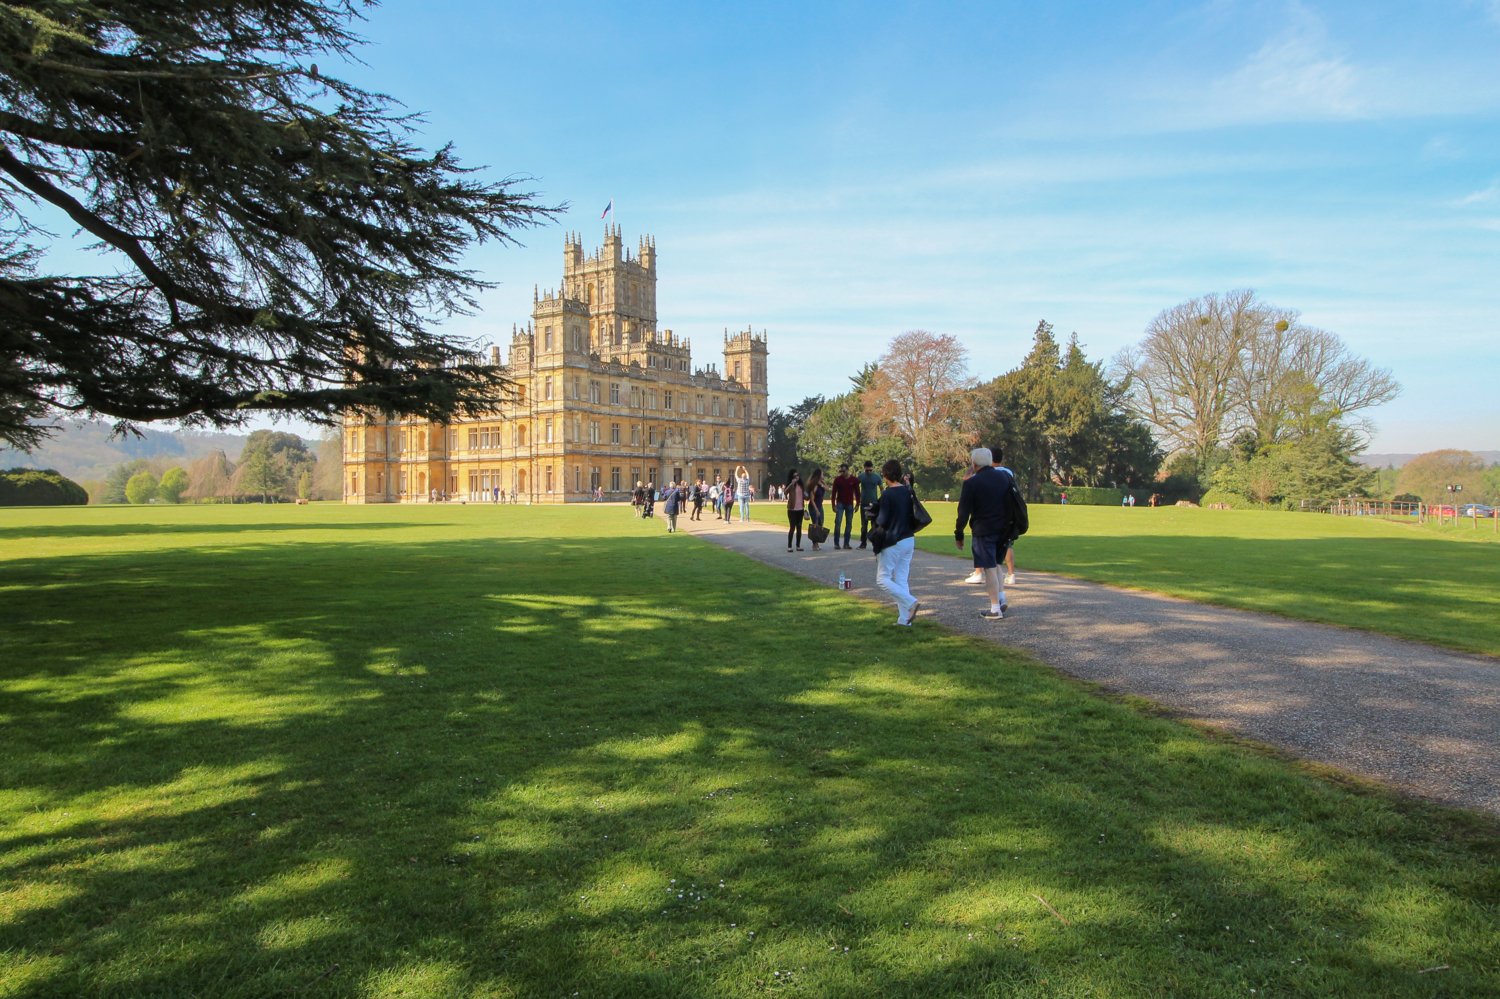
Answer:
545, 466, 553, 493
728, 432, 736, 450
545, 376, 553, 401
696, 394, 705, 415
610, 423, 620, 445
545, 420, 554, 444
631, 425, 641, 446
727, 399, 736, 418
712, 397, 721, 416
573, 418, 581, 442
609, 383, 620, 405
574, 466, 581, 492
664, 390, 673, 411
447, 429, 458, 451
630, 387, 640, 409
713, 431, 721, 450
649, 389, 658, 410
610, 467, 621, 492
697, 430, 705, 450
590, 380, 601, 404
544, 327, 553, 350
399, 431, 407, 452
468, 429, 479, 450
590, 466, 601, 490
648, 426, 657, 446
734, 361, 742, 380
572, 376, 580, 400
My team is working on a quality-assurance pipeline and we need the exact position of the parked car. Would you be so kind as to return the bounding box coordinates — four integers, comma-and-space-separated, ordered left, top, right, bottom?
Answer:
1430, 505, 1457, 517
1457, 504, 1495, 518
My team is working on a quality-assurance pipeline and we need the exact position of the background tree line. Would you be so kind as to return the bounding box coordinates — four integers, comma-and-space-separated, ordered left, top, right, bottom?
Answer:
92, 430, 343, 504
770, 290, 1399, 507
769, 324, 1163, 501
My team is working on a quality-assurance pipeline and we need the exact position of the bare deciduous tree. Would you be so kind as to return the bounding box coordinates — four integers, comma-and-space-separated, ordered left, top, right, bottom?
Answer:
1115, 290, 1262, 464
1117, 290, 1399, 461
863, 330, 973, 462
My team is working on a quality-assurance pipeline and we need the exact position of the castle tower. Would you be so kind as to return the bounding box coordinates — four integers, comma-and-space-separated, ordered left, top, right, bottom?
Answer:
551, 224, 657, 353
724, 326, 770, 422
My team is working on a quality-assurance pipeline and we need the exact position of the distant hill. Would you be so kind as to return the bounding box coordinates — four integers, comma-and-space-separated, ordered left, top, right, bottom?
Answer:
1362, 450, 1500, 470
0, 422, 264, 483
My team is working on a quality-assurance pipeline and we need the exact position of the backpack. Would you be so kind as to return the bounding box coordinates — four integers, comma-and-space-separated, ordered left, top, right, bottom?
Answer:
1002, 471, 1029, 538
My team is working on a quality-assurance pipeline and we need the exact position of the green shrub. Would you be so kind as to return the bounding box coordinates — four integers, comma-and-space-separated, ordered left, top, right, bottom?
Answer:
125, 471, 159, 505
1039, 485, 1150, 505
0, 468, 89, 506
158, 466, 189, 503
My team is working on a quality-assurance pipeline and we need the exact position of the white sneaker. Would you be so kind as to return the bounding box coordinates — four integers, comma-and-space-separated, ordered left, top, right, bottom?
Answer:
1004, 573, 1016, 586
965, 569, 984, 584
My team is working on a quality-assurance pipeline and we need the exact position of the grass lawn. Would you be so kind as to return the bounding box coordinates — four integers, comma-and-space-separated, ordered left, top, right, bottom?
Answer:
2, 503, 1498, 998
750, 501, 1500, 656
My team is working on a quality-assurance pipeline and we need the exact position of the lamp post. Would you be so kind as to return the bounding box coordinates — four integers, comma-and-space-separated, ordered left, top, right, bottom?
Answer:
1446, 484, 1462, 526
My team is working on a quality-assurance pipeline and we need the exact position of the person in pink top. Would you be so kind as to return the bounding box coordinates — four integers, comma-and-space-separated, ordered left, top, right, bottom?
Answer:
785, 469, 806, 552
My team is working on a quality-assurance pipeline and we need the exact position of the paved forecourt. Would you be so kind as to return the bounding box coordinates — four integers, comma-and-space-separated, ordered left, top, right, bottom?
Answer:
681, 514, 1500, 816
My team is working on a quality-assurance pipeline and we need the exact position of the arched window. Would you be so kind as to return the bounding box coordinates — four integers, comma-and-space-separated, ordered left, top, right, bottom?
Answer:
418, 430, 426, 450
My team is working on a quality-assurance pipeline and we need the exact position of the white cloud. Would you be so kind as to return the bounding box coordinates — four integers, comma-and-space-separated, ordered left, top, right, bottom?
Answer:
1209, 11, 1362, 121
1455, 182, 1499, 205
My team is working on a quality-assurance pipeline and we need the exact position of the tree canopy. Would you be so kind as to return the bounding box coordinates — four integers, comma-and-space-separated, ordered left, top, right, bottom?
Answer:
0, 0, 557, 450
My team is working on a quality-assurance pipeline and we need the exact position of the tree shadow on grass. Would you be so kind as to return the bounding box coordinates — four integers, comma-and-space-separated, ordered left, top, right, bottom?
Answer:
1, 533, 1498, 997
0, 520, 413, 542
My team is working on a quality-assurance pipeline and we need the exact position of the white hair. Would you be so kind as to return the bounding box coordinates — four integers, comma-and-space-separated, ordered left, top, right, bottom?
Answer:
970, 447, 993, 467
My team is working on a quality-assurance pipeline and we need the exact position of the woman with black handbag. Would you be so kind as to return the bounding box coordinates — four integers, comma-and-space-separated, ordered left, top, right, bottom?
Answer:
872, 459, 925, 625
805, 468, 827, 550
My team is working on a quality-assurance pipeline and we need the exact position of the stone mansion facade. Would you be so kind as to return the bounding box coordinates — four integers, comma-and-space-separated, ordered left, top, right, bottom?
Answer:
342, 226, 770, 503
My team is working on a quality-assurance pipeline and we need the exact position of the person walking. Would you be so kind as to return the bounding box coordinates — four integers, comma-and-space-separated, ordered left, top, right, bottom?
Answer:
644, 481, 656, 518
856, 460, 883, 549
710, 478, 722, 515
632, 481, 645, 517
872, 459, 920, 625
735, 465, 753, 523
831, 463, 859, 549
963, 453, 1018, 586
663, 481, 684, 532
690, 479, 704, 520
785, 469, 806, 552
805, 468, 827, 550
955, 447, 1019, 620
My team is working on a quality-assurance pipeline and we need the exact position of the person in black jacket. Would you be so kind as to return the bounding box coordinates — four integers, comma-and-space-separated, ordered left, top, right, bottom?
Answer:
954, 447, 1016, 620
873, 459, 921, 625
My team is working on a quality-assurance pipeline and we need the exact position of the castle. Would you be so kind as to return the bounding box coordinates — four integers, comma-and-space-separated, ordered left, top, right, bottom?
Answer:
341, 226, 770, 503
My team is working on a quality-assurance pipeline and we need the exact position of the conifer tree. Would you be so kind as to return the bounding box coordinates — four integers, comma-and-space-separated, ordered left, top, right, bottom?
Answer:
0, 1, 557, 450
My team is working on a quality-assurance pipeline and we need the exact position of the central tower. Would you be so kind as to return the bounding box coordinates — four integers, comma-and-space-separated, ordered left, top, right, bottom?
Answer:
559, 224, 656, 350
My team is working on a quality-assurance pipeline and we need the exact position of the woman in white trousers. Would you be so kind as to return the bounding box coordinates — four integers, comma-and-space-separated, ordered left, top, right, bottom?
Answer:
872, 459, 920, 625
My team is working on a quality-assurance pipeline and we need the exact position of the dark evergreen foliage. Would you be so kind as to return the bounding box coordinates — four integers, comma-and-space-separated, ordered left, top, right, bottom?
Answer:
0, 465, 86, 503
0, 1, 558, 450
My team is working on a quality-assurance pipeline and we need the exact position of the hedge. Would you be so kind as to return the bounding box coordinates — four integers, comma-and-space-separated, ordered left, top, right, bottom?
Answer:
1038, 485, 1153, 506
0, 467, 90, 506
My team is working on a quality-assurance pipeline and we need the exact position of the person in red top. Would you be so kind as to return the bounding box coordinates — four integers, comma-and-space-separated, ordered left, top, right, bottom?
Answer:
830, 463, 861, 549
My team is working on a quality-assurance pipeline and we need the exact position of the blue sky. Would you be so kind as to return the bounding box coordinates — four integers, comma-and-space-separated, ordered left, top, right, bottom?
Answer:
80, 1, 1500, 451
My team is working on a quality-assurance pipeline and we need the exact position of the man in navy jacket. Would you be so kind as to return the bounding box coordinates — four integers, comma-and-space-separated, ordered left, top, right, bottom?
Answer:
954, 447, 1017, 620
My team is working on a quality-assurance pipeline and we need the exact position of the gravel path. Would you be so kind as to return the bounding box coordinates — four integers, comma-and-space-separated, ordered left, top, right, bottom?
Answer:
681, 514, 1500, 815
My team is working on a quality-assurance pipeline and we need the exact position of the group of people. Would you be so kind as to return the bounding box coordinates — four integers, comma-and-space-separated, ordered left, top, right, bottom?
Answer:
634, 467, 754, 533
779, 448, 1025, 627
780, 460, 884, 552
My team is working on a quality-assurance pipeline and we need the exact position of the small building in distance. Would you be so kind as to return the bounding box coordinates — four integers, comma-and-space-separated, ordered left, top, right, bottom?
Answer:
342, 226, 770, 502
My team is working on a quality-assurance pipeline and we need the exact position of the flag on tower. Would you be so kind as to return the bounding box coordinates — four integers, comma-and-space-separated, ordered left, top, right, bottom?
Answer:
600, 199, 612, 220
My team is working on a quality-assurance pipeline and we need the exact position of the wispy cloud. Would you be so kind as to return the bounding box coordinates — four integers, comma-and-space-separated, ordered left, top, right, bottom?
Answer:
1456, 182, 1498, 205
1208, 7, 1362, 121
